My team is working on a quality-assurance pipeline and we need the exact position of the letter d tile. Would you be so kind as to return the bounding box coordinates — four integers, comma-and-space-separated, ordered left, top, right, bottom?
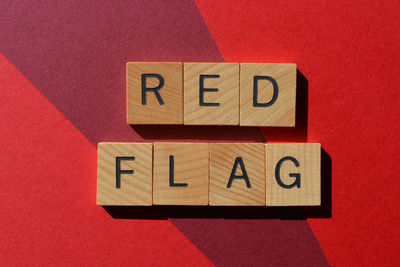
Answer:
240, 63, 296, 126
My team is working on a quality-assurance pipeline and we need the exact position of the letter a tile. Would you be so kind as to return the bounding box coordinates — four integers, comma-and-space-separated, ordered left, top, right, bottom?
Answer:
266, 143, 321, 206
210, 143, 265, 206
97, 142, 153, 206
127, 62, 183, 124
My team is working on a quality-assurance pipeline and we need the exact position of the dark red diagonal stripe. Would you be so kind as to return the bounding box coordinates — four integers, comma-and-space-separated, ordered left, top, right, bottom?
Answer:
172, 218, 328, 267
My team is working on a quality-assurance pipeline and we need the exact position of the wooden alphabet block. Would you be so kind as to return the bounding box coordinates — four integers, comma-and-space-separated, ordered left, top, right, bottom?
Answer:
266, 143, 321, 206
184, 63, 239, 125
210, 143, 265, 206
97, 142, 153, 206
240, 63, 296, 126
126, 62, 183, 124
153, 143, 209, 205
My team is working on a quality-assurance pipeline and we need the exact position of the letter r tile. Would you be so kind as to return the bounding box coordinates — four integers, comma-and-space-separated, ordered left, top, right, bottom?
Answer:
184, 63, 239, 125
153, 143, 209, 205
126, 62, 183, 124
210, 143, 265, 206
97, 142, 153, 206
266, 143, 321, 206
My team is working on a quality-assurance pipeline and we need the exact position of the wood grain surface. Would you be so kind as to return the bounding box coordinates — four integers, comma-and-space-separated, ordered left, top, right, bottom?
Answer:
184, 63, 239, 125
153, 142, 209, 205
240, 63, 296, 126
209, 143, 265, 206
127, 62, 183, 124
266, 143, 321, 206
97, 142, 153, 205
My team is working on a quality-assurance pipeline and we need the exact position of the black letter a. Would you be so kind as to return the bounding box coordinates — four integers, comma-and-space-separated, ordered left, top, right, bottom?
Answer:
227, 157, 251, 188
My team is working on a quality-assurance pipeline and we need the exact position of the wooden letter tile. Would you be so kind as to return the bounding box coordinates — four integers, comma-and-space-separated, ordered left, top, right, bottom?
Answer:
240, 63, 296, 126
97, 142, 153, 206
184, 63, 239, 125
153, 143, 209, 205
210, 143, 265, 206
127, 62, 183, 124
266, 143, 321, 206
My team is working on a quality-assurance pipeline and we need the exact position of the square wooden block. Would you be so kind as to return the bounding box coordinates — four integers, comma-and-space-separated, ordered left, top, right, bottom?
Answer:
153, 143, 209, 205
266, 143, 321, 206
97, 142, 153, 206
240, 63, 296, 126
184, 63, 239, 125
127, 62, 183, 124
210, 143, 265, 206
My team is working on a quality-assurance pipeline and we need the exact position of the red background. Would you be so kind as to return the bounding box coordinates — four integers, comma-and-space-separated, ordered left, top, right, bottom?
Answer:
1, 0, 399, 265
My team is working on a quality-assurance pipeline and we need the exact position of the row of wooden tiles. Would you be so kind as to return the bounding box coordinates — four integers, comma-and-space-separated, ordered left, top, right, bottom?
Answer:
97, 142, 321, 206
127, 62, 296, 126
